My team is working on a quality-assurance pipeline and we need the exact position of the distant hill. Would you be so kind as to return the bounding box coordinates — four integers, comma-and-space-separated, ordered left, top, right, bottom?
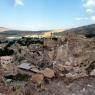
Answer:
0, 27, 64, 37
64, 24, 95, 36
0, 30, 34, 36
0, 28, 49, 36
52, 24, 95, 37
1, 24, 95, 38
0, 27, 9, 32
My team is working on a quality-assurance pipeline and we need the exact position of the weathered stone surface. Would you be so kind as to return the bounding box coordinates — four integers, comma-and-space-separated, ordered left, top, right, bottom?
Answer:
30, 68, 40, 73
31, 74, 44, 85
0, 93, 5, 95
40, 68, 55, 78
90, 69, 95, 76
64, 65, 73, 71
65, 70, 87, 79
54, 63, 64, 71
65, 61, 72, 66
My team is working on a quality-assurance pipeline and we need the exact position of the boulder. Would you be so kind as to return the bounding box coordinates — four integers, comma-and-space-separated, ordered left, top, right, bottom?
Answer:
40, 68, 55, 78
90, 69, 95, 76
31, 74, 44, 85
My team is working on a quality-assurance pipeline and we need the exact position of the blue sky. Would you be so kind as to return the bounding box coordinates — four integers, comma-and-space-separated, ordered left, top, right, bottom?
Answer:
0, 0, 95, 30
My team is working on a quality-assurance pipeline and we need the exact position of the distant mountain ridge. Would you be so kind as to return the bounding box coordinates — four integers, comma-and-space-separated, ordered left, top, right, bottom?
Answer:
0, 24, 95, 37
0, 29, 50, 36
53, 24, 95, 37
0, 27, 64, 36
64, 24, 95, 35
0, 27, 9, 32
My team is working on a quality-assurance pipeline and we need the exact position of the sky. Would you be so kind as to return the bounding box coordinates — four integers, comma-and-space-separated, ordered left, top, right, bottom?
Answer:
0, 0, 95, 30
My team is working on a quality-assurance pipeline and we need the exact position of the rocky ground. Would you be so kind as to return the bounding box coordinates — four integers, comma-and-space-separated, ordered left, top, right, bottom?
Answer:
1, 31, 95, 95
14, 35, 95, 95
43, 76, 95, 95
16, 76, 95, 95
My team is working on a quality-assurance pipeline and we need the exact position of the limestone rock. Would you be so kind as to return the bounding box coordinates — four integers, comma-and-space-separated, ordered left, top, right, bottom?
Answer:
64, 65, 73, 71
65, 61, 72, 66
66, 73, 77, 79
66, 71, 87, 79
54, 63, 64, 71
30, 68, 40, 73
40, 68, 55, 78
31, 74, 44, 85
90, 69, 95, 76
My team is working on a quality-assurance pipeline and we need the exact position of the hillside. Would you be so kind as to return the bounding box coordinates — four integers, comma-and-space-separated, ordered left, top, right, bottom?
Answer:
64, 24, 95, 37
0, 27, 9, 32
0, 24, 95, 37
48, 24, 95, 38
0, 29, 49, 37
0, 27, 64, 37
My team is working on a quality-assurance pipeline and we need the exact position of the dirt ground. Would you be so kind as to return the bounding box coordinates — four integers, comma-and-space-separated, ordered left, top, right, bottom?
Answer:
39, 77, 95, 95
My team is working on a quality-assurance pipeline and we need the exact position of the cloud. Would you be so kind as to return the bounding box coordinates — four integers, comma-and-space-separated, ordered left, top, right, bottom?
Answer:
14, 0, 24, 6
75, 17, 88, 21
86, 8, 94, 13
91, 16, 95, 21
81, 0, 95, 22
83, 0, 95, 7
75, 17, 82, 21
82, 0, 95, 13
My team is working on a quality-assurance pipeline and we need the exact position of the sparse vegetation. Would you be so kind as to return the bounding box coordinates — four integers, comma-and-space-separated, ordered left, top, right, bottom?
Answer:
1, 24, 95, 95
4, 73, 30, 81
0, 49, 14, 56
